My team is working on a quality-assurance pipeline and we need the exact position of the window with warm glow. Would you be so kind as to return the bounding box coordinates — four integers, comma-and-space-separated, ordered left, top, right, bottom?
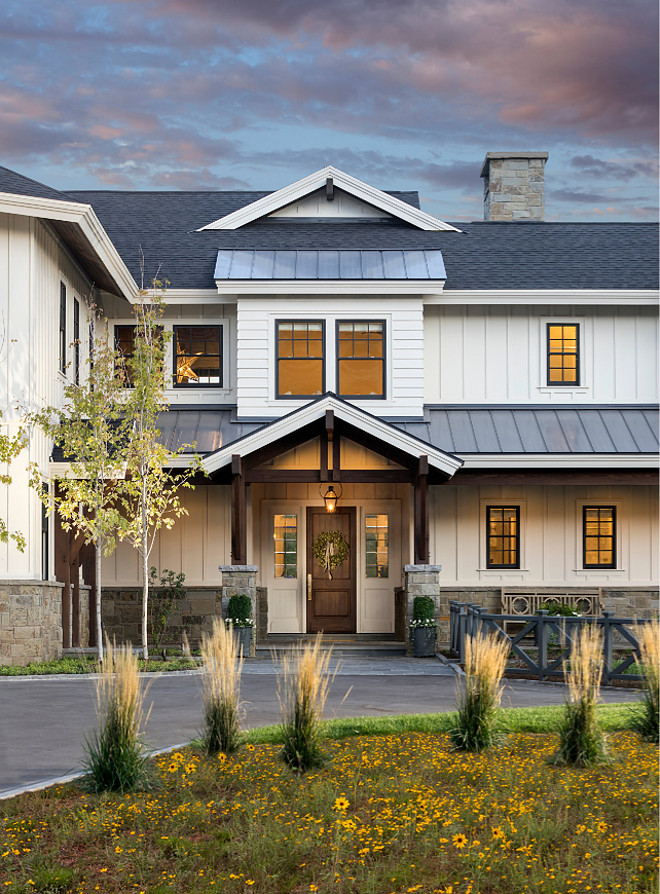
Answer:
547, 323, 580, 385
115, 324, 135, 386
365, 514, 389, 578
337, 321, 384, 397
274, 514, 297, 578
174, 326, 222, 387
486, 506, 520, 568
583, 506, 616, 569
276, 321, 324, 397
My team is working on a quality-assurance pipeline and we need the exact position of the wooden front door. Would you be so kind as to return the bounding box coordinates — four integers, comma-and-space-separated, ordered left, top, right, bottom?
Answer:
306, 507, 356, 633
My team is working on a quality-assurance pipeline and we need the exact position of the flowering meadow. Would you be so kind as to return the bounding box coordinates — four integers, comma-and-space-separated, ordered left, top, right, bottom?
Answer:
1, 729, 657, 894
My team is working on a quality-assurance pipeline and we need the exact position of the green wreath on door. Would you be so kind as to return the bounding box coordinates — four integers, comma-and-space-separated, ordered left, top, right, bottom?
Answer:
312, 530, 350, 580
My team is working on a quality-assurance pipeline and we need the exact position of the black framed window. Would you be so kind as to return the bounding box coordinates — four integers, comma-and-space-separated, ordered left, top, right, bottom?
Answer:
73, 298, 80, 385
174, 325, 222, 387
276, 320, 325, 398
59, 282, 66, 373
486, 506, 520, 569
337, 320, 385, 398
115, 324, 135, 386
547, 323, 580, 386
583, 506, 616, 569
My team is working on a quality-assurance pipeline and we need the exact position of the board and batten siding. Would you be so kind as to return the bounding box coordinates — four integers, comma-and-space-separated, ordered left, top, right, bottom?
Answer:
424, 304, 659, 404
430, 484, 659, 586
102, 485, 231, 586
0, 215, 93, 579
236, 296, 425, 418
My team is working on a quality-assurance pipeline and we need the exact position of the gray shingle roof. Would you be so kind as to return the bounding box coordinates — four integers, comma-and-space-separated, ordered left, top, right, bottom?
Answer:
0, 165, 75, 202
66, 189, 659, 291
155, 405, 658, 457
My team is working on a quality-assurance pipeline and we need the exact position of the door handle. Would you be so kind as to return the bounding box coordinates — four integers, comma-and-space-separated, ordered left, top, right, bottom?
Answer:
307, 573, 312, 601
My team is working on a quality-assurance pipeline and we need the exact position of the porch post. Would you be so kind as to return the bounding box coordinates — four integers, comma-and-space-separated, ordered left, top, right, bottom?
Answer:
414, 455, 429, 564
231, 454, 247, 565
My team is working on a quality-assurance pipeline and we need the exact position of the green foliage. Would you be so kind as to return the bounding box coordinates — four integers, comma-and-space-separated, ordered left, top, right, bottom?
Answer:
553, 698, 609, 767
83, 641, 151, 793
21, 863, 75, 893
200, 619, 243, 756
539, 601, 580, 617
412, 595, 435, 621
631, 621, 659, 743
278, 636, 334, 773
149, 567, 187, 651
451, 633, 508, 752
226, 593, 252, 623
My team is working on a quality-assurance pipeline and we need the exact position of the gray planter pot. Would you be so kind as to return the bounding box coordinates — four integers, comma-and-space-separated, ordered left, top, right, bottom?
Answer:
412, 626, 436, 657
233, 626, 253, 656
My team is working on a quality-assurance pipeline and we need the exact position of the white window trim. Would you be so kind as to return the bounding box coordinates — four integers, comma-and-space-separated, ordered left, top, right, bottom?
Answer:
537, 315, 590, 395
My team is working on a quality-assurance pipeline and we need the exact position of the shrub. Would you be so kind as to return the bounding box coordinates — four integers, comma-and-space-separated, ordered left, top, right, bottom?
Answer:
200, 618, 243, 755
226, 593, 253, 625
278, 634, 335, 773
412, 595, 435, 622
539, 601, 579, 617
553, 624, 608, 766
451, 632, 508, 752
149, 567, 187, 652
632, 619, 659, 743
83, 640, 151, 793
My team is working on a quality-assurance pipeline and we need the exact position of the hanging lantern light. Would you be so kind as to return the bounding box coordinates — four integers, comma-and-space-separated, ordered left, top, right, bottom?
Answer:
321, 484, 341, 513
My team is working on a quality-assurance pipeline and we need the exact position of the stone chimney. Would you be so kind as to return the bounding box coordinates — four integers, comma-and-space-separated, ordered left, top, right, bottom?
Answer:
480, 151, 549, 221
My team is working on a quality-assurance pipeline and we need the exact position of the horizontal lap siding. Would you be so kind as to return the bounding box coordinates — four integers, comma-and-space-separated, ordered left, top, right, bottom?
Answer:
236, 296, 424, 417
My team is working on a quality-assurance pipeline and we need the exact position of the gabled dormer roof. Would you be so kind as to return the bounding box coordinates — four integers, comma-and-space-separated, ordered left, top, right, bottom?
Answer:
197, 166, 461, 232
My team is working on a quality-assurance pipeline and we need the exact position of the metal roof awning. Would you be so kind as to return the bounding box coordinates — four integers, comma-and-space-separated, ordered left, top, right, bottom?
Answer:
214, 249, 446, 280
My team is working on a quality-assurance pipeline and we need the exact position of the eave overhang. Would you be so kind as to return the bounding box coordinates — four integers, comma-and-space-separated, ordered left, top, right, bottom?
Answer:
200, 394, 463, 477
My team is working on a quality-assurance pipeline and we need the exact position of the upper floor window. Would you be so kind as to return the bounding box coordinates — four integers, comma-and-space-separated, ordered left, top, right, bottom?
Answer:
583, 506, 616, 569
115, 324, 135, 386
174, 326, 222, 387
547, 323, 579, 386
276, 320, 325, 398
59, 283, 66, 374
337, 321, 385, 398
73, 298, 80, 385
486, 506, 520, 569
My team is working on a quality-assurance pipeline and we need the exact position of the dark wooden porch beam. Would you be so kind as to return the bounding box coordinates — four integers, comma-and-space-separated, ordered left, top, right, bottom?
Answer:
231, 454, 247, 565
246, 468, 414, 483
414, 455, 430, 564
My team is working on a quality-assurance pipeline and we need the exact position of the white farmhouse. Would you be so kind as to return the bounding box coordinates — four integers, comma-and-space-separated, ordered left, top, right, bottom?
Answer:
0, 153, 658, 663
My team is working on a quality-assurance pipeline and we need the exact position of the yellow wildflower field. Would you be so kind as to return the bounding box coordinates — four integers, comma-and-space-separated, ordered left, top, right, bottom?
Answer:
1, 731, 657, 894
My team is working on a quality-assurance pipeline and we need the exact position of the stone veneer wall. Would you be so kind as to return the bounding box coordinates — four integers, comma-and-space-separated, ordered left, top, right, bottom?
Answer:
0, 581, 64, 665
437, 587, 658, 619
482, 153, 548, 221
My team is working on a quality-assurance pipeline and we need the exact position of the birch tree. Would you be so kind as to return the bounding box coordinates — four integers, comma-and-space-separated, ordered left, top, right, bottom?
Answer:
30, 318, 127, 661
118, 283, 198, 660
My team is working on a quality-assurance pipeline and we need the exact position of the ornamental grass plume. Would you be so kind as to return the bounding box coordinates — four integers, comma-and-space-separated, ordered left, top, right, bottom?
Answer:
200, 618, 243, 756
632, 619, 659, 743
84, 639, 151, 793
278, 633, 335, 773
451, 632, 508, 752
553, 623, 608, 766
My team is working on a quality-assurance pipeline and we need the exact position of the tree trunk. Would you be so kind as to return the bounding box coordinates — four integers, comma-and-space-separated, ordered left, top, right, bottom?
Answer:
141, 485, 149, 660
96, 528, 104, 664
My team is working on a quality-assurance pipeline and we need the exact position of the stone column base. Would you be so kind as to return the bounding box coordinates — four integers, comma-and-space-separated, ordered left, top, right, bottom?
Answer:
219, 565, 259, 657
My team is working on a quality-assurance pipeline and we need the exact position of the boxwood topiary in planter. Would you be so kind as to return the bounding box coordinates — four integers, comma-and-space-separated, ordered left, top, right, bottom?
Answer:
410, 595, 436, 657
225, 593, 255, 656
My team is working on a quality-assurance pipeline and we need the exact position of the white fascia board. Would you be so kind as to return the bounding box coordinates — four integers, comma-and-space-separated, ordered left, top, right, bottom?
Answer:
459, 454, 658, 469
425, 289, 659, 306
163, 289, 229, 305
201, 396, 462, 476
199, 166, 460, 232
216, 280, 445, 296
48, 462, 128, 479
0, 191, 138, 301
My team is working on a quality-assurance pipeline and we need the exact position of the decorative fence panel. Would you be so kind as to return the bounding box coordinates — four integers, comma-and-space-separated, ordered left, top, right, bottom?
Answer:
449, 602, 653, 684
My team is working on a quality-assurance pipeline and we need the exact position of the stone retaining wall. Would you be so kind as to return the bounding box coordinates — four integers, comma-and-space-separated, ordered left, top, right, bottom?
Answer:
0, 581, 64, 665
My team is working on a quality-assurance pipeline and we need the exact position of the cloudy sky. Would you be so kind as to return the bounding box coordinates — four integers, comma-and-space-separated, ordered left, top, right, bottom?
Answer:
0, 0, 657, 221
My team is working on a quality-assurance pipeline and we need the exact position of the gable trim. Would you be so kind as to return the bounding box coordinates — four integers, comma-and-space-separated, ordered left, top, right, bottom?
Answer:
200, 394, 463, 476
197, 166, 461, 233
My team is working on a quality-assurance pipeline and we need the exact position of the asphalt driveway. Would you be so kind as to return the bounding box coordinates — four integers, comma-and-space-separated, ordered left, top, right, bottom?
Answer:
0, 658, 641, 798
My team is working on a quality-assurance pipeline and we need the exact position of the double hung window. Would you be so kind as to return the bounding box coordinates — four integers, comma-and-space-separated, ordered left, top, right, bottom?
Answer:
276, 321, 325, 397
337, 321, 384, 397
174, 326, 222, 387
547, 323, 580, 386
59, 283, 66, 374
583, 506, 616, 569
486, 506, 520, 569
